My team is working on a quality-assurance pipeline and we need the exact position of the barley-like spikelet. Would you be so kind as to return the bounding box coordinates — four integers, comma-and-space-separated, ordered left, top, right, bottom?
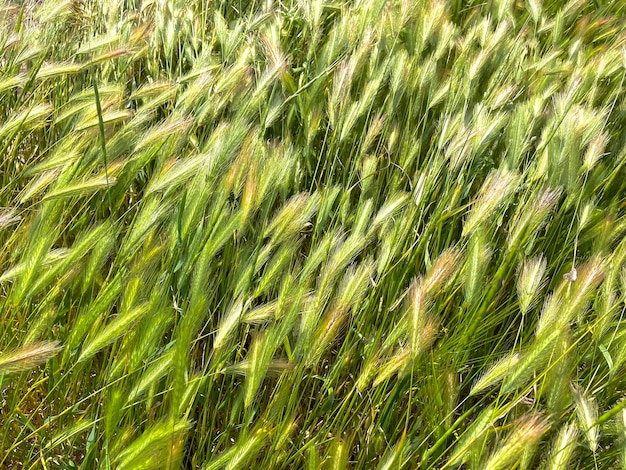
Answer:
339, 69, 385, 142
502, 326, 563, 393
259, 29, 288, 79
223, 357, 292, 378
482, 414, 550, 470
334, 260, 373, 313
10, 203, 66, 305
369, 192, 410, 234
463, 169, 519, 237
76, 108, 133, 131
19, 169, 61, 204
66, 272, 124, 355
118, 304, 173, 380
126, 350, 174, 405
619, 409, 626, 468
0, 247, 68, 283
304, 307, 345, 367
593, 269, 619, 342
464, 233, 491, 305
81, 226, 118, 294
561, 257, 606, 323
376, 226, 395, 276
582, 132, 608, 173
359, 154, 379, 195
245, 62, 289, 118
616, 264, 626, 304
535, 294, 564, 336
264, 193, 315, 242
35, 0, 78, 23
203, 427, 269, 470
422, 247, 462, 296
254, 246, 298, 299
517, 255, 548, 315
197, 210, 243, 266
0, 341, 61, 375
243, 332, 275, 408
0, 103, 52, 139
311, 233, 368, 306
327, 437, 349, 470
448, 405, 496, 467
117, 196, 171, 261
518, 444, 541, 470
544, 331, 574, 413
43, 418, 95, 457
376, 432, 406, 470
115, 419, 191, 470
504, 100, 538, 168
470, 352, 520, 396
243, 300, 278, 324
373, 347, 411, 387
328, 60, 355, 128
42, 176, 117, 201
305, 441, 322, 470
571, 384, 599, 453
146, 152, 214, 196
36, 62, 83, 81
407, 279, 435, 360
0, 207, 20, 230
545, 422, 578, 470
362, 115, 385, 156
75, 30, 120, 56
508, 187, 562, 249
26, 222, 114, 300
22, 137, 84, 177
429, 78, 452, 109
134, 116, 193, 152
23, 286, 63, 345
578, 198, 596, 231
0, 73, 26, 94
78, 302, 150, 362
213, 296, 245, 352
472, 109, 507, 155
352, 199, 374, 237
355, 349, 381, 392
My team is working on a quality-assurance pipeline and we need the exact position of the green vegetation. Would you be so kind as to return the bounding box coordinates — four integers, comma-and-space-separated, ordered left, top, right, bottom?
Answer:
1, 0, 626, 468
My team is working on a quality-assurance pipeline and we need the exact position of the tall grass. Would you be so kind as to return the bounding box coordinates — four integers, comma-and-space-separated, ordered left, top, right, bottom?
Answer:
1, 0, 626, 468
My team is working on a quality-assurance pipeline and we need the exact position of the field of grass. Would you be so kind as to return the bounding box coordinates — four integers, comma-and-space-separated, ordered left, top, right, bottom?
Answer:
1, 0, 626, 468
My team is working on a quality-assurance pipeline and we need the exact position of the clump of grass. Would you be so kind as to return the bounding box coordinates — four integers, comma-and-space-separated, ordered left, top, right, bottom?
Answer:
0, 0, 625, 468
